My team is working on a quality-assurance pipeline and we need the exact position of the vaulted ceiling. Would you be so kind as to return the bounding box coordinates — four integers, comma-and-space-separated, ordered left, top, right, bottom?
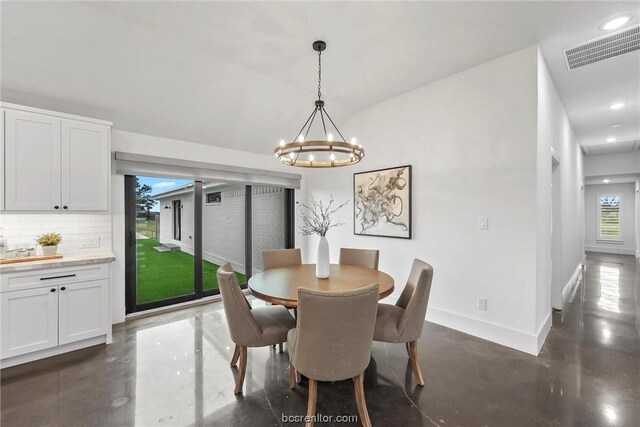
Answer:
1, 1, 638, 155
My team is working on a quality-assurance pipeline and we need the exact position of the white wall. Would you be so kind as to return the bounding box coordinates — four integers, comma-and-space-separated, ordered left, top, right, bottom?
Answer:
537, 51, 584, 312
110, 130, 290, 323
584, 152, 640, 177
300, 46, 544, 354
585, 183, 636, 255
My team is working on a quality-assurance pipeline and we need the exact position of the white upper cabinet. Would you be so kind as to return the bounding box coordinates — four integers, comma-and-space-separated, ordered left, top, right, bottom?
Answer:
2, 104, 111, 211
5, 109, 62, 210
62, 120, 110, 211
0, 109, 4, 211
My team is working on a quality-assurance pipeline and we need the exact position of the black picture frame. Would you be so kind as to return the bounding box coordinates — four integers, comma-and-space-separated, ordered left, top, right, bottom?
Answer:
353, 165, 412, 239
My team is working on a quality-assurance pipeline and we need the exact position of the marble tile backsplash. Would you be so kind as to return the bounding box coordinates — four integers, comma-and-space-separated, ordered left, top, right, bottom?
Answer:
0, 213, 112, 255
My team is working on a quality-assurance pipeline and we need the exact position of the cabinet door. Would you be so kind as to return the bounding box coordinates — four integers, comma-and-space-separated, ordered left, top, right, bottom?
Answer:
61, 120, 110, 211
5, 110, 61, 210
1, 109, 5, 210
1, 287, 59, 359
58, 279, 108, 345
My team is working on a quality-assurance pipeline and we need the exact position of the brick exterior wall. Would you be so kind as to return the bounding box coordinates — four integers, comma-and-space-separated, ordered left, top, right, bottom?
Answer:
157, 185, 284, 274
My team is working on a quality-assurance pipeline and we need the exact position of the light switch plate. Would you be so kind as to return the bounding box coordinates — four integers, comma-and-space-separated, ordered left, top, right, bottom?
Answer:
479, 218, 489, 230
477, 298, 488, 311
81, 237, 100, 248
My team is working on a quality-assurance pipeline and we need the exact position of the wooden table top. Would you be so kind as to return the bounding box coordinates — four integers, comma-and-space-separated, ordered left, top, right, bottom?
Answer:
248, 264, 395, 308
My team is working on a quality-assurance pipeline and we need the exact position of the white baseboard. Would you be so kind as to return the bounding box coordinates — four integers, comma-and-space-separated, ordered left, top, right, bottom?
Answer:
1, 335, 107, 369
536, 313, 552, 354
585, 245, 636, 256
426, 306, 547, 355
561, 264, 583, 309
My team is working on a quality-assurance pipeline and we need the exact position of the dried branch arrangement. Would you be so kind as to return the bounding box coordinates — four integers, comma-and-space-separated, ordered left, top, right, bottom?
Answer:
299, 195, 348, 236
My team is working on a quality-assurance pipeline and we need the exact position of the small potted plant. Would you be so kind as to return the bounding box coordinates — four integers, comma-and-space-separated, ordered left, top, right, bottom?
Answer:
36, 232, 62, 256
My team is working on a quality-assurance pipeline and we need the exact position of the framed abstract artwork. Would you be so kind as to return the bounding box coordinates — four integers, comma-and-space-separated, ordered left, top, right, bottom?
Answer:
353, 165, 412, 239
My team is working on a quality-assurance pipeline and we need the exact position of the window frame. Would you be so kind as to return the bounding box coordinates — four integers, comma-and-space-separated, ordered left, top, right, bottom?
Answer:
597, 193, 623, 242
205, 191, 222, 205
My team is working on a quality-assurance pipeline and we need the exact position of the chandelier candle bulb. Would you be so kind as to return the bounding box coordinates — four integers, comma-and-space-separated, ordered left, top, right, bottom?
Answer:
273, 40, 364, 168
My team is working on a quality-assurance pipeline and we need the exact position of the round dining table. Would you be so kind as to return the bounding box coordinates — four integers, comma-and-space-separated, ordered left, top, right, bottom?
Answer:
248, 264, 395, 308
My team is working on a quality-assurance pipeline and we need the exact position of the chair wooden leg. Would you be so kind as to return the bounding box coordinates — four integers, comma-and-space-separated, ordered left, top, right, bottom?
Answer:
279, 342, 284, 353
230, 344, 240, 367
405, 342, 411, 358
353, 373, 372, 427
234, 346, 247, 394
296, 369, 302, 384
409, 341, 425, 386
289, 362, 296, 389
305, 378, 317, 427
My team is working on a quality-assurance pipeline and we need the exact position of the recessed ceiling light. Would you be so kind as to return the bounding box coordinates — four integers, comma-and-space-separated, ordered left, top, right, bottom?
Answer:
611, 123, 622, 128
602, 16, 631, 31
609, 103, 625, 110
606, 137, 617, 143
603, 179, 611, 183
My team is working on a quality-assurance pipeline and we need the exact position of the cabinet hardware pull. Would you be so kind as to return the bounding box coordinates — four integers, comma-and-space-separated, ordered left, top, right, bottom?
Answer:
54, 206, 60, 210
50, 288, 56, 292
63, 206, 68, 210
60, 287, 66, 291
40, 274, 76, 281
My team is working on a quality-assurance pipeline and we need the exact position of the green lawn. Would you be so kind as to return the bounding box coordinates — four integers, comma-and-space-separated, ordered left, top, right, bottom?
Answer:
136, 238, 246, 304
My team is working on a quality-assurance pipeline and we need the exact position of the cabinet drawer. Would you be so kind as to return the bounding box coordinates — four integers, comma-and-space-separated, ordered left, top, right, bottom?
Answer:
1, 264, 109, 293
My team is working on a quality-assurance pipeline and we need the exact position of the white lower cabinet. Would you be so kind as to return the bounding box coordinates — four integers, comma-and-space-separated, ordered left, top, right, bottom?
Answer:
0, 263, 111, 365
1, 286, 59, 358
59, 279, 109, 345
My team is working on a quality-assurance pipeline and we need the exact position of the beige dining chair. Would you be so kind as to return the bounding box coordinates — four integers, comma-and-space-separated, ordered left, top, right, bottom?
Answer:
288, 283, 380, 427
262, 248, 302, 270
339, 248, 380, 270
217, 263, 296, 395
262, 248, 302, 317
373, 259, 433, 386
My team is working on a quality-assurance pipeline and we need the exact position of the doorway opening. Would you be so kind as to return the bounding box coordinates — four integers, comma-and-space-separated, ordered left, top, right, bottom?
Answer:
172, 199, 182, 240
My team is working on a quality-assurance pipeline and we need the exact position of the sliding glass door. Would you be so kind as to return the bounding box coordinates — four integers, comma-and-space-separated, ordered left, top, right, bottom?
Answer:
125, 176, 295, 314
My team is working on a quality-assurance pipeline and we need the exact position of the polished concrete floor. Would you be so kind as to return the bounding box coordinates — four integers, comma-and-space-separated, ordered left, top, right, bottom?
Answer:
1, 252, 639, 426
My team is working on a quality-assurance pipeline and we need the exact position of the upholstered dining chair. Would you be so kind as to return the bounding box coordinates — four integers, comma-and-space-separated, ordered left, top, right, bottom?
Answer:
373, 259, 433, 386
262, 248, 302, 270
217, 263, 296, 395
288, 284, 379, 427
339, 248, 380, 270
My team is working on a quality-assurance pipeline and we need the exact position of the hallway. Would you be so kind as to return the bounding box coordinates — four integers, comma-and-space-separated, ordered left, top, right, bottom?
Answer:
538, 252, 640, 425
1, 253, 638, 426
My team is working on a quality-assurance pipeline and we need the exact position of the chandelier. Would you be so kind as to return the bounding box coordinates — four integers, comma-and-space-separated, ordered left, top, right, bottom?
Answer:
274, 40, 364, 168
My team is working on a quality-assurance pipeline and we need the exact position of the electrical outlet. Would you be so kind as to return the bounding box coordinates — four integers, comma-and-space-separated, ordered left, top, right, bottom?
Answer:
81, 237, 100, 249
477, 298, 488, 311
479, 218, 489, 230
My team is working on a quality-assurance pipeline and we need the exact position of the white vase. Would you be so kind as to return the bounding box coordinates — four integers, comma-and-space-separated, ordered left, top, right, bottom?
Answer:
42, 245, 58, 256
316, 235, 330, 279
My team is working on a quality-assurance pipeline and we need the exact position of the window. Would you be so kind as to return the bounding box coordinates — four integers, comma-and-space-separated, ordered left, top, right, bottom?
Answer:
206, 192, 221, 205
598, 195, 621, 240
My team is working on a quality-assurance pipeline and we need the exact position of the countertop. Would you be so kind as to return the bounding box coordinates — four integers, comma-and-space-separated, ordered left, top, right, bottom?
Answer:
0, 252, 116, 273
